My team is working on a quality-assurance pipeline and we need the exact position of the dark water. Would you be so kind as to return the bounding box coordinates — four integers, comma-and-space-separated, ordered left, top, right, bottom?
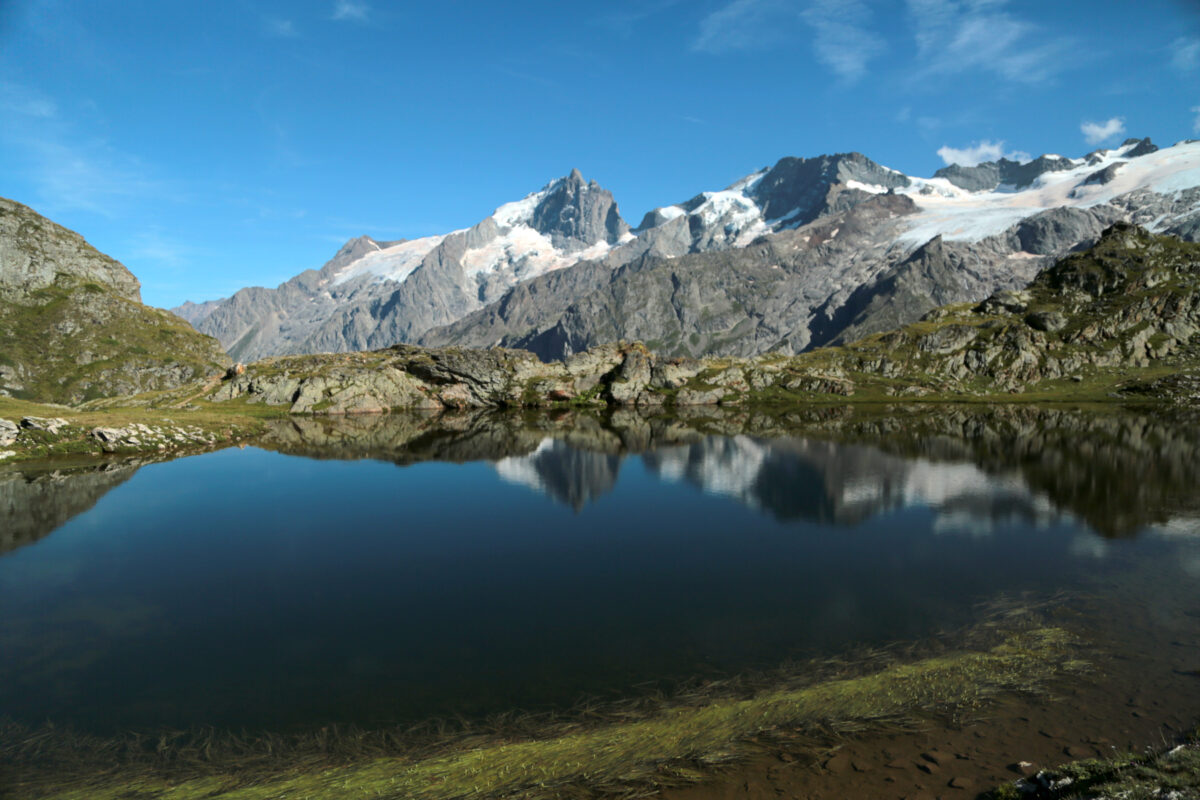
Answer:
1, 405, 1198, 733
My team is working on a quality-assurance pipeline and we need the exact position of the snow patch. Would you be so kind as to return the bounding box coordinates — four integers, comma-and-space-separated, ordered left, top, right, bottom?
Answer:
461, 223, 613, 281
845, 179, 888, 194
896, 140, 1200, 244
331, 235, 446, 286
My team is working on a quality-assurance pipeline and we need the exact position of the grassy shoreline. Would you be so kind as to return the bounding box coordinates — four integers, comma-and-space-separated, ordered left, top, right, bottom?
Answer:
5, 624, 1085, 800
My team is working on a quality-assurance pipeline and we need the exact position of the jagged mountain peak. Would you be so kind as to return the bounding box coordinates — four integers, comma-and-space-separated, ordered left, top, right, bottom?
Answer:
748, 151, 911, 223
492, 169, 630, 251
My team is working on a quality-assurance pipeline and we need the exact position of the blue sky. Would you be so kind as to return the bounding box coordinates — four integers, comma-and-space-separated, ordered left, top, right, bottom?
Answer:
2, 0, 1199, 308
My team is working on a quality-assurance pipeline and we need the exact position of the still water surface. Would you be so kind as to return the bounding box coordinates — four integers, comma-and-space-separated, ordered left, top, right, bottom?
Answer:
1, 406, 1198, 733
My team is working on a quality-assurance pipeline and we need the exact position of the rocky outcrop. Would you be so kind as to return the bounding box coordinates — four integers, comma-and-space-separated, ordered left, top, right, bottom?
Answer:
933, 154, 1079, 192
823, 223, 1200, 395
0, 197, 141, 302
0, 197, 230, 404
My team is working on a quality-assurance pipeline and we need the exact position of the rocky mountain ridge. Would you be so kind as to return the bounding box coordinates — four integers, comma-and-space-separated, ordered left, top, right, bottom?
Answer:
0, 198, 230, 404
169, 223, 1199, 414
179, 137, 1200, 363
179, 170, 632, 362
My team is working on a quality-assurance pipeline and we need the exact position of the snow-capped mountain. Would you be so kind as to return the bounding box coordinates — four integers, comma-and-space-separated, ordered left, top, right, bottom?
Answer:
425, 137, 1200, 359
178, 169, 630, 361
178, 137, 1200, 362
622, 137, 1199, 255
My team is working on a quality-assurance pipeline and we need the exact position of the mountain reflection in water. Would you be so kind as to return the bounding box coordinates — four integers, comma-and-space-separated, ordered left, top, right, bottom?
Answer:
2, 404, 1198, 732
260, 404, 1200, 537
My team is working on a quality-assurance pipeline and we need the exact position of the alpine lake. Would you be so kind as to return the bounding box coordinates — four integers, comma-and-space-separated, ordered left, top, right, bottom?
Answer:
3, 403, 1199, 800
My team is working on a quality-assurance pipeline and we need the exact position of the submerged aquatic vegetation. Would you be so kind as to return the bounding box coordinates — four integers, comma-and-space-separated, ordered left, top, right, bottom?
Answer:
7, 626, 1086, 800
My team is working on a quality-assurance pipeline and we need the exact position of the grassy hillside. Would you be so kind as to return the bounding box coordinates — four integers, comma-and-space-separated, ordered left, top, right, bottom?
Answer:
0, 197, 230, 404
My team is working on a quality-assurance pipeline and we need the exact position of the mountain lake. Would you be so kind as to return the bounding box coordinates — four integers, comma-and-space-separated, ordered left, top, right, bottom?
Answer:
3, 404, 1199, 798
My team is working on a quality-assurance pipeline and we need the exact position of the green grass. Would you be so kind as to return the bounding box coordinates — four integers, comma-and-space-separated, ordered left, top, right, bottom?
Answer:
0, 396, 282, 462
0, 281, 228, 405
10, 627, 1084, 800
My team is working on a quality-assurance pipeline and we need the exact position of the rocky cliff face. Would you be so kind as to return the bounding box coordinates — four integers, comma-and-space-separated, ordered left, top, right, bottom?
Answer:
0, 198, 142, 303
0, 198, 230, 404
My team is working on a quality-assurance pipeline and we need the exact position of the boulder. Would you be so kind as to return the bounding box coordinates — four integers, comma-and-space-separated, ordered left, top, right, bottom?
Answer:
20, 416, 69, 434
0, 418, 18, 445
1025, 310, 1068, 333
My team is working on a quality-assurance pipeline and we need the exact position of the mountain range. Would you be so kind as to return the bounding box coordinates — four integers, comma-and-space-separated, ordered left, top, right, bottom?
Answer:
175, 137, 1200, 362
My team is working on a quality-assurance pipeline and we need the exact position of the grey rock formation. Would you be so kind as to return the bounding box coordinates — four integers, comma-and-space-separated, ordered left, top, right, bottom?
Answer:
0, 197, 141, 302
747, 151, 911, 224
933, 154, 1077, 192
531, 168, 629, 250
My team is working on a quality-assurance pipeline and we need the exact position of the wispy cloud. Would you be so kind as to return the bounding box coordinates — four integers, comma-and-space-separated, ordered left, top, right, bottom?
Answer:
594, 0, 685, 38
936, 140, 1029, 167
0, 81, 57, 118
1080, 116, 1125, 146
332, 1, 369, 22
264, 18, 298, 38
19, 138, 171, 217
906, 0, 1071, 84
800, 0, 885, 83
1172, 36, 1200, 71
1, 82, 174, 217
127, 231, 191, 270
693, 0, 883, 81
1192, 106, 1200, 135
692, 0, 796, 54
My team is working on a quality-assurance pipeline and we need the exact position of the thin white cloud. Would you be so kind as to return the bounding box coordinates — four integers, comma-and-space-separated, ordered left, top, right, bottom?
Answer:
265, 18, 298, 38
1, 83, 172, 217
0, 82, 57, 118
692, 0, 795, 54
906, 0, 1070, 84
1171, 36, 1200, 71
1080, 117, 1126, 146
693, 0, 883, 81
332, 1, 369, 22
127, 231, 190, 270
936, 140, 1029, 167
595, 0, 685, 37
1192, 106, 1200, 135
801, 0, 885, 83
